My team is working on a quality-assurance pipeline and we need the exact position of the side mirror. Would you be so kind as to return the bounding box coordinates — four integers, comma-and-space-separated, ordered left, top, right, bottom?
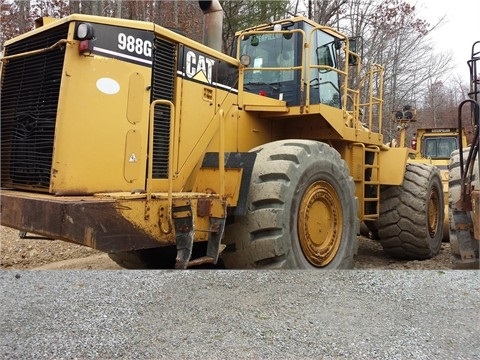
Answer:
348, 37, 360, 66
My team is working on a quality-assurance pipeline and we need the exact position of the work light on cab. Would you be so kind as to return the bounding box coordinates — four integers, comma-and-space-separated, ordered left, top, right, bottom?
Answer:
76, 23, 94, 54
76, 23, 94, 40
240, 54, 250, 66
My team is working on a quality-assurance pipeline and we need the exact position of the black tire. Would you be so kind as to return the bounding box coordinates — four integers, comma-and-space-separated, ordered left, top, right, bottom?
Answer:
221, 140, 358, 269
376, 163, 444, 259
108, 247, 177, 269
108, 243, 221, 269
363, 221, 379, 239
448, 148, 479, 267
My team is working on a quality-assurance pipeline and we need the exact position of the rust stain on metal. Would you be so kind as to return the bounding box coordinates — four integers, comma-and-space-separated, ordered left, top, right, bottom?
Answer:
0, 190, 165, 253
472, 190, 479, 240
197, 198, 211, 217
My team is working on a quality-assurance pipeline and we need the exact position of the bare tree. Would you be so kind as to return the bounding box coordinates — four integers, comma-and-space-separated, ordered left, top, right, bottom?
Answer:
333, 0, 455, 139
312, 0, 348, 26
221, 0, 292, 55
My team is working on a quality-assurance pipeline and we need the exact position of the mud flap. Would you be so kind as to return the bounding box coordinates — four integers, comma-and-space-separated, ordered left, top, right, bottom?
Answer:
188, 217, 226, 267
206, 218, 226, 262
173, 201, 194, 269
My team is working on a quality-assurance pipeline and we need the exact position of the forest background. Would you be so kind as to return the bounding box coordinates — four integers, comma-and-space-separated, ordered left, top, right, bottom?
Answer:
0, 0, 476, 143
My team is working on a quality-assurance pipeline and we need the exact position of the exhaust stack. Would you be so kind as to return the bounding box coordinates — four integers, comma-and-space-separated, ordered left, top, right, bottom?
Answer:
198, 0, 223, 52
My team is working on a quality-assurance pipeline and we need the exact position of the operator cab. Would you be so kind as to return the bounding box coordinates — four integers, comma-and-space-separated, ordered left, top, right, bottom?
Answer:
234, 18, 346, 108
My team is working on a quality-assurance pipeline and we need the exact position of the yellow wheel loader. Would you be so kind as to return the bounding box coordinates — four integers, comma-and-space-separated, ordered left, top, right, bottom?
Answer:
448, 41, 480, 269
0, 1, 444, 269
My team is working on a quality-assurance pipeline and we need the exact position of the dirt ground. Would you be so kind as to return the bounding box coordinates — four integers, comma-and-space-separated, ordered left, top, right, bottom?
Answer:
0, 225, 454, 270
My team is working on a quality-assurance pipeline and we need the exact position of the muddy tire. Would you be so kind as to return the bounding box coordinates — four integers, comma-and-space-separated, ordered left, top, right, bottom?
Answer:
221, 140, 358, 269
108, 247, 177, 269
448, 148, 479, 267
376, 163, 444, 259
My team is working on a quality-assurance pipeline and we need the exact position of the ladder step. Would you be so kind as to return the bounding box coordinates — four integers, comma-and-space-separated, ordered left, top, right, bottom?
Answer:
188, 245, 226, 268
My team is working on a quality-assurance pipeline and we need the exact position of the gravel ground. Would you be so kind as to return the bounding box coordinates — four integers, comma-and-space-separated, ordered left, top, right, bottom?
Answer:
1, 225, 455, 270
0, 270, 479, 359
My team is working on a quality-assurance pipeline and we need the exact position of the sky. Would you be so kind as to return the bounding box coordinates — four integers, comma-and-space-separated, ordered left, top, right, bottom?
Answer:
416, 0, 478, 83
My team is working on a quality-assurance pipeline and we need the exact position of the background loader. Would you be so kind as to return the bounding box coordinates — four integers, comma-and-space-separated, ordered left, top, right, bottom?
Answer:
391, 110, 468, 242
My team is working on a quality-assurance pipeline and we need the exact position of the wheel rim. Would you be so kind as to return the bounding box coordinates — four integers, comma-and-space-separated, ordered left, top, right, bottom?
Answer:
298, 180, 343, 267
427, 186, 440, 237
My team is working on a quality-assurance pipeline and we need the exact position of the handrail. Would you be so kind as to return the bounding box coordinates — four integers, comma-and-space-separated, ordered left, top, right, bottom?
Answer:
146, 100, 227, 227
357, 64, 384, 133
1, 39, 72, 62
218, 109, 225, 198
147, 99, 175, 231
456, 99, 479, 207
307, 26, 349, 112
235, 23, 385, 134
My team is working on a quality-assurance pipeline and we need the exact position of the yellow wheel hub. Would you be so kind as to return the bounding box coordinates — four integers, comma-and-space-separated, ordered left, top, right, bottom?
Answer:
298, 180, 342, 267
428, 187, 440, 237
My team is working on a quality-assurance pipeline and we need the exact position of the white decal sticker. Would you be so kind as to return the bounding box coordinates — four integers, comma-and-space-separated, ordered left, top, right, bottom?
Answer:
129, 153, 138, 163
117, 32, 152, 57
185, 50, 215, 83
96, 77, 120, 95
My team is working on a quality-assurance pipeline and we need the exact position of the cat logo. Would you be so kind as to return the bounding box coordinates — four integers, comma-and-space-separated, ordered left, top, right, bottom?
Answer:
185, 50, 215, 84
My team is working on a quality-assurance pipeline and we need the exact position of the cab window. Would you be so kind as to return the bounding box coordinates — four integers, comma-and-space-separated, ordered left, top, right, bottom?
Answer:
241, 33, 296, 84
423, 137, 458, 158
239, 31, 300, 105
